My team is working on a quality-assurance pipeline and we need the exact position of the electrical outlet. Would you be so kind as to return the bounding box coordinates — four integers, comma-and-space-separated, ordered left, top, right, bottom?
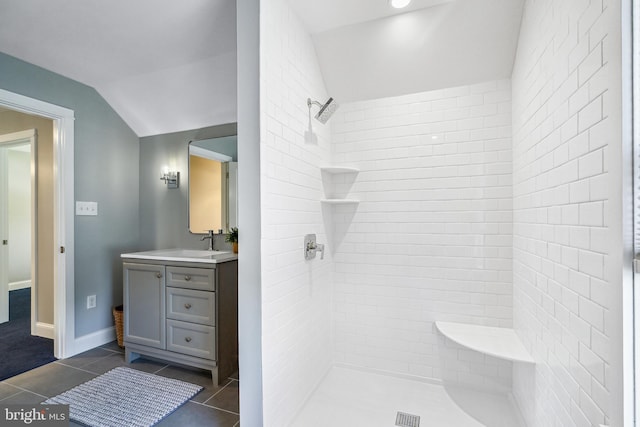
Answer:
87, 295, 96, 309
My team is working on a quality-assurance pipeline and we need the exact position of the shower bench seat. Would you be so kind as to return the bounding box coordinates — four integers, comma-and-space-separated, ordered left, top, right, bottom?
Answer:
435, 321, 535, 364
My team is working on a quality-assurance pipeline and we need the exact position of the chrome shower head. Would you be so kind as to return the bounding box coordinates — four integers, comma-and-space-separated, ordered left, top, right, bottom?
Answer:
307, 97, 339, 124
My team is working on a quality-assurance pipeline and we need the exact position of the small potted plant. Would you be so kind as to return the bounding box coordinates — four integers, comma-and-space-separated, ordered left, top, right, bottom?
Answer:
226, 227, 238, 253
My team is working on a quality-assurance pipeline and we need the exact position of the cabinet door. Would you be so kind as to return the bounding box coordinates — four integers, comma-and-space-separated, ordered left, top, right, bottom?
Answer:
123, 263, 166, 349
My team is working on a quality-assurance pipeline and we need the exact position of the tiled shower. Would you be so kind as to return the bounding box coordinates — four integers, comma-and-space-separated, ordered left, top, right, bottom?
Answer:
254, 0, 626, 426
331, 80, 514, 392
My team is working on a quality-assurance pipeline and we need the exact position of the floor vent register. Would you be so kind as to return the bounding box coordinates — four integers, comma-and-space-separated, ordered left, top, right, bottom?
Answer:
396, 411, 420, 427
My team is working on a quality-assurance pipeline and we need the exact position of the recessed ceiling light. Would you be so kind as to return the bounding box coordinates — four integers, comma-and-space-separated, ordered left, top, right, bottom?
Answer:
389, 0, 412, 8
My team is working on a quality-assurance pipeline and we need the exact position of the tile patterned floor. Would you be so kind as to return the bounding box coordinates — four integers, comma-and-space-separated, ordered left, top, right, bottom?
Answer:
0, 341, 239, 427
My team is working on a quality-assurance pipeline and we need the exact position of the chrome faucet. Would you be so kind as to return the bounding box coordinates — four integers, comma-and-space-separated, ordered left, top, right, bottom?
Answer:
201, 230, 215, 250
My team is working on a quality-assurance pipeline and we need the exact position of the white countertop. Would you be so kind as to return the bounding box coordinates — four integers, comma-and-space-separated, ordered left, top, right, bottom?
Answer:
121, 248, 238, 264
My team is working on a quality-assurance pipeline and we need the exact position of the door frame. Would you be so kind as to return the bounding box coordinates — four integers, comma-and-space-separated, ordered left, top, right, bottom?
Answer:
0, 130, 37, 327
0, 88, 75, 359
627, 0, 638, 425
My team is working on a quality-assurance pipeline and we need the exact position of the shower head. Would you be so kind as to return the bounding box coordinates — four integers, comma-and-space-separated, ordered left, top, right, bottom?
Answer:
307, 97, 339, 124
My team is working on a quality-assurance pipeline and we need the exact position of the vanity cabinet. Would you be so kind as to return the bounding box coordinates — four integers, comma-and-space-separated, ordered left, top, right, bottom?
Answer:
122, 259, 238, 385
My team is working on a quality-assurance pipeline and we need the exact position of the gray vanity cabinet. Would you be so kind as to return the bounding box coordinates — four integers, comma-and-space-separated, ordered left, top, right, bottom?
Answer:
123, 263, 166, 349
122, 259, 238, 385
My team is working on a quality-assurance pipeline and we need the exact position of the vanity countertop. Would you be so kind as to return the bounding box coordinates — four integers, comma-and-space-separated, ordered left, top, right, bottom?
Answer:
121, 248, 238, 264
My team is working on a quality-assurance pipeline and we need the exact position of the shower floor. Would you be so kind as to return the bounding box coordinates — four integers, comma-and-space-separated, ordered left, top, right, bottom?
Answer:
291, 366, 524, 427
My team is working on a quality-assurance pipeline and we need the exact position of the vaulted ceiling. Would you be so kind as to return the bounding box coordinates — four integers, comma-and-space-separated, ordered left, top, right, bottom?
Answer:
0, 0, 237, 137
291, 0, 524, 103
0, 0, 523, 136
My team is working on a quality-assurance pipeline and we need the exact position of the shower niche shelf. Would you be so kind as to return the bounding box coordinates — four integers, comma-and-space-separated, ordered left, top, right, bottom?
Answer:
320, 165, 360, 204
321, 199, 359, 205
320, 166, 360, 174
435, 321, 535, 364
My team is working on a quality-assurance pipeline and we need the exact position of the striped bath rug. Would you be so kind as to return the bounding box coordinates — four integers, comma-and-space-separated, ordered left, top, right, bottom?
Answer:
44, 367, 202, 427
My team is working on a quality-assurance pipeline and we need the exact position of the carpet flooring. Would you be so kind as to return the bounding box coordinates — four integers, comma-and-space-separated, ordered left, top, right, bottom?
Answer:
0, 288, 56, 380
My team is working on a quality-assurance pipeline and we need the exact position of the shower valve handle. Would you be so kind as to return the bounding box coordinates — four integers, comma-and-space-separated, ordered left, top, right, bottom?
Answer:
304, 234, 325, 260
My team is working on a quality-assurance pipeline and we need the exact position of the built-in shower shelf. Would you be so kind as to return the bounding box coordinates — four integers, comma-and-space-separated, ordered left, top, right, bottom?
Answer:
321, 199, 360, 205
320, 166, 360, 174
435, 321, 535, 364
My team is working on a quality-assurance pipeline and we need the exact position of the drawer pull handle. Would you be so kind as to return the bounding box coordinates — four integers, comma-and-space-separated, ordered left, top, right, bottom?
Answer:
156, 273, 162, 279
185, 275, 192, 281
185, 337, 192, 343
184, 303, 192, 309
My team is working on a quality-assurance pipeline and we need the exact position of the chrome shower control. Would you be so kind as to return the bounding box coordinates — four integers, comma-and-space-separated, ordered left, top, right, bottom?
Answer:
304, 234, 325, 260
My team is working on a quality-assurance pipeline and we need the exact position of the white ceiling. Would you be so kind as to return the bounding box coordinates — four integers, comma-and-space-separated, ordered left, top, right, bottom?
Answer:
0, 0, 237, 137
0, 0, 523, 135
291, 0, 524, 103
289, 0, 456, 34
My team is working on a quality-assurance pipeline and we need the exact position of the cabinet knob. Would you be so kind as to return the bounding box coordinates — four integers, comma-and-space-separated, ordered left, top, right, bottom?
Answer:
156, 273, 162, 279
184, 303, 192, 310
184, 275, 191, 281
185, 337, 192, 343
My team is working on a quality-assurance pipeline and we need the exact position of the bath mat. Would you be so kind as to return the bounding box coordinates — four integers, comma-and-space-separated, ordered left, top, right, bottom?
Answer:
44, 366, 202, 427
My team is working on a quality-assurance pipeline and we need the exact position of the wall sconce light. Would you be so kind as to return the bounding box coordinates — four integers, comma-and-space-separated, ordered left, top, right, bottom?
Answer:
160, 166, 179, 189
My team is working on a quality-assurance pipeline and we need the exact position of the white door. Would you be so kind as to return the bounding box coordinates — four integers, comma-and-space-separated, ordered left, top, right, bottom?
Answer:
0, 130, 36, 324
0, 143, 7, 324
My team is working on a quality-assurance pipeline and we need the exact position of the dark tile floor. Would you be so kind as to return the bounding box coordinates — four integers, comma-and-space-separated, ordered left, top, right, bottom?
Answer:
0, 341, 239, 427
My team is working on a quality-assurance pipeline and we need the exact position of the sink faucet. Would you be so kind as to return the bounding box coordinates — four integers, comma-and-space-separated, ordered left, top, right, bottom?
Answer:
201, 230, 215, 251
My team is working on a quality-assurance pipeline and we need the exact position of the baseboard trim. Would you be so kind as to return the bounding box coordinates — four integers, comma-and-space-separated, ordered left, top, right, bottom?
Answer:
34, 322, 54, 339
72, 326, 116, 356
9, 280, 31, 291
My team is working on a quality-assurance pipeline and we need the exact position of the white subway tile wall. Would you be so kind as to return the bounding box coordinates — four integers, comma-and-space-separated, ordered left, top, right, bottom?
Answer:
261, 1, 334, 425
330, 79, 514, 391
511, 0, 613, 425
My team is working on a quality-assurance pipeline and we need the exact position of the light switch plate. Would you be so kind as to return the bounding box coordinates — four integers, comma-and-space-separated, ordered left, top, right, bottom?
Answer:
76, 201, 98, 216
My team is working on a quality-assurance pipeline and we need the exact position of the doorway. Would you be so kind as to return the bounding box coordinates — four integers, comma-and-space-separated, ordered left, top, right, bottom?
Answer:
0, 127, 59, 379
0, 88, 75, 360
0, 129, 37, 326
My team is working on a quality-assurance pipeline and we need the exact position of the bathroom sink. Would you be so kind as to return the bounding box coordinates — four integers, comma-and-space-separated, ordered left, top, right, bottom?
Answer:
121, 248, 235, 264
155, 249, 230, 258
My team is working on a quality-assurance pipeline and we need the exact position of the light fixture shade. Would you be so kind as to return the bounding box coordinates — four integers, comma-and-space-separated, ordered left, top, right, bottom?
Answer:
389, 0, 412, 8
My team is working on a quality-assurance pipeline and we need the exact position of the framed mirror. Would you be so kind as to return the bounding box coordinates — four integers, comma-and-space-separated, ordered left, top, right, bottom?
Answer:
188, 135, 238, 234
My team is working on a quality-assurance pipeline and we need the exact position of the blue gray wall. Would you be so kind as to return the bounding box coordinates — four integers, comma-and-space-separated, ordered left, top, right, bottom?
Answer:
0, 52, 140, 337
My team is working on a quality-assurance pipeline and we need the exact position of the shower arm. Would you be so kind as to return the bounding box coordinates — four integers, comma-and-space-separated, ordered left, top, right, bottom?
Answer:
307, 98, 323, 109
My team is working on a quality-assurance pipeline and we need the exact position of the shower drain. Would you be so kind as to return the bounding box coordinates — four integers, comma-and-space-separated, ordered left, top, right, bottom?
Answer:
395, 411, 420, 427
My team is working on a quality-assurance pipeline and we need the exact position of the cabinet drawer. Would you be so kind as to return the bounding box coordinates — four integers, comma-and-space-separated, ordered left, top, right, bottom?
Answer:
166, 266, 214, 291
166, 319, 215, 360
166, 287, 215, 326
